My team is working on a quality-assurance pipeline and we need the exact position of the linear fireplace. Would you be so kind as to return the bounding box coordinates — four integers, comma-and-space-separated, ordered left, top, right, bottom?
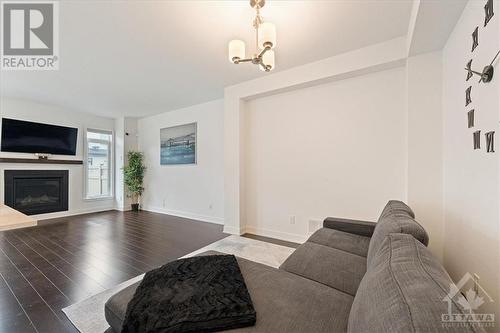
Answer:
4, 170, 69, 215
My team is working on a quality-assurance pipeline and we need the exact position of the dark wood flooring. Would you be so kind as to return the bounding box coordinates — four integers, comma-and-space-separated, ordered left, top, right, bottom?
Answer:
0, 210, 228, 333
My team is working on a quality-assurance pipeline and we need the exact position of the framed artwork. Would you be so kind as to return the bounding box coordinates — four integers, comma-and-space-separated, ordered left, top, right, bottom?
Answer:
160, 123, 197, 165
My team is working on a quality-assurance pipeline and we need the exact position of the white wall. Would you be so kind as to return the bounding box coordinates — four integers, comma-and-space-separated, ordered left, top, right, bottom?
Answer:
406, 51, 444, 261
138, 99, 224, 224
224, 37, 408, 235
115, 117, 138, 210
442, 0, 499, 320
115, 117, 125, 209
242, 67, 408, 242
123, 118, 139, 208
0, 98, 116, 219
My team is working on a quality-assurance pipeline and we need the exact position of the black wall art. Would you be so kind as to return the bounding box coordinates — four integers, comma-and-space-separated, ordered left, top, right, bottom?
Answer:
472, 27, 479, 52
484, 0, 494, 27
465, 0, 496, 153
465, 86, 472, 106
474, 131, 481, 150
486, 132, 495, 152
468, 110, 475, 128
466, 59, 473, 81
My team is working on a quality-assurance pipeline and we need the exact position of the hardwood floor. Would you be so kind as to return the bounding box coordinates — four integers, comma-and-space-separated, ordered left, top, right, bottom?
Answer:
0, 210, 228, 333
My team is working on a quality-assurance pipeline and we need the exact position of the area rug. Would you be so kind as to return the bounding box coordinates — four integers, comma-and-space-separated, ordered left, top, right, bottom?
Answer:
62, 235, 295, 333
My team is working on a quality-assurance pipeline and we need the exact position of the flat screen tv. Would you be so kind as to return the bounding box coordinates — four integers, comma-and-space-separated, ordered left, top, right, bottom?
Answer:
1, 118, 78, 155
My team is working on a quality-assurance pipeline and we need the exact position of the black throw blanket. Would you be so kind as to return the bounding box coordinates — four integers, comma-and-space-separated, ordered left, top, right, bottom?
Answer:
122, 255, 256, 333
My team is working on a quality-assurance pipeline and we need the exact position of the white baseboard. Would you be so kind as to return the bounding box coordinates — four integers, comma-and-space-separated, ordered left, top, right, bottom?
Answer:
142, 206, 224, 225
114, 206, 132, 212
243, 226, 308, 244
33, 206, 115, 221
223, 225, 243, 235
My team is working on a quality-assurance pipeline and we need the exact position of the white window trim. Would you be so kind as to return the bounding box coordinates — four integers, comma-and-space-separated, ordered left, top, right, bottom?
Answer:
84, 128, 114, 201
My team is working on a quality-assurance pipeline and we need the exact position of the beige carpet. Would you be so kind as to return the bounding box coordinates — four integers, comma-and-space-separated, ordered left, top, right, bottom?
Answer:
62, 235, 295, 333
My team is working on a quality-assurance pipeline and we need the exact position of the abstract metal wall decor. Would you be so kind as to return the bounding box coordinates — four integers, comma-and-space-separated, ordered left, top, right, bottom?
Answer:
484, 0, 494, 27
466, 59, 473, 81
465, 86, 472, 106
474, 131, 481, 150
465, 1, 497, 153
468, 110, 475, 128
486, 131, 495, 152
472, 27, 479, 52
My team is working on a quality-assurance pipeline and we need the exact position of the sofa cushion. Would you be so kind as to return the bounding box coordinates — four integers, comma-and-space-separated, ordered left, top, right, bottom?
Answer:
106, 281, 140, 332
106, 251, 354, 333
308, 227, 371, 257
367, 200, 428, 267
379, 199, 415, 219
323, 217, 376, 237
348, 233, 485, 333
279, 242, 366, 295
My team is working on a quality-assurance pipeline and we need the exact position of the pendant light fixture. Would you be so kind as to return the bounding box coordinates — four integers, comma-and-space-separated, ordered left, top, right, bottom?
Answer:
228, 0, 276, 72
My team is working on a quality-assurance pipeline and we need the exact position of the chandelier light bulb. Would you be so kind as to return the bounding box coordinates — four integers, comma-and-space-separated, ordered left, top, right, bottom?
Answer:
258, 22, 276, 49
228, 40, 246, 63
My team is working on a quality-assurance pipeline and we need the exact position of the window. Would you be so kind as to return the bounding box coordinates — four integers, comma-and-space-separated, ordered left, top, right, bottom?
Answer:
85, 129, 113, 199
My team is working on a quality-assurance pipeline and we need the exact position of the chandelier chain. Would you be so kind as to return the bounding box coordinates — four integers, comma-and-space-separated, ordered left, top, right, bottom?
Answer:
253, 4, 262, 55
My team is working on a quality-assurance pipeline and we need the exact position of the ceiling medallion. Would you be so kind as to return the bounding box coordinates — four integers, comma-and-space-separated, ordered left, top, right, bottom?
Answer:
228, 0, 276, 72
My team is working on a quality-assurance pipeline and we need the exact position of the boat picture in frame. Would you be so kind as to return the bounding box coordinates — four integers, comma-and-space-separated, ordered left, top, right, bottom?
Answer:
160, 123, 197, 165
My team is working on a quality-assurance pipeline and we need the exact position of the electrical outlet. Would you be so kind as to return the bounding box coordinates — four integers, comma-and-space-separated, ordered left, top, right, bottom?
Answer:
162, 198, 167, 208
289, 216, 296, 225
209, 204, 213, 210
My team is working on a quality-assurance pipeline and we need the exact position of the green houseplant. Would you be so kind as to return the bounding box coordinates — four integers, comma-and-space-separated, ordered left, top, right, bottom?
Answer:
123, 151, 146, 211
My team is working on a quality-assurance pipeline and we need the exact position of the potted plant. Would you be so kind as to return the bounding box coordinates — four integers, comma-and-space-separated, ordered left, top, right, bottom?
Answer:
123, 151, 146, 211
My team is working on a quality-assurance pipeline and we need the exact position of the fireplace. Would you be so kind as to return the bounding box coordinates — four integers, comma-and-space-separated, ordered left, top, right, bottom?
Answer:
4, 170, 69, 215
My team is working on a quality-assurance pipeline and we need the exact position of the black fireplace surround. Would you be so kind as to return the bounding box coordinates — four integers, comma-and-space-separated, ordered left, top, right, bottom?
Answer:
4, 170, 68, 215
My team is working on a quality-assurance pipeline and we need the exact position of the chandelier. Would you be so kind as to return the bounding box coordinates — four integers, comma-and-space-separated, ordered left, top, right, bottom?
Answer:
228, 0, 276, 72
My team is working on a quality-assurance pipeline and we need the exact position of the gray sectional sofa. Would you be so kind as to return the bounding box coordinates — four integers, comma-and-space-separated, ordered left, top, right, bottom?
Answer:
105, 201, 484, 332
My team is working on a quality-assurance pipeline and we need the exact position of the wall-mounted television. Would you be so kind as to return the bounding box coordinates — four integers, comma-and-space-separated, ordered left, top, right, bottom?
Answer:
1, 118, 78, 155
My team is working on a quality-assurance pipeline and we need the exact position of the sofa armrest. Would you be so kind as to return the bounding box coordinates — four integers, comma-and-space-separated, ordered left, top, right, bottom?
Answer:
323, 217, 376, 237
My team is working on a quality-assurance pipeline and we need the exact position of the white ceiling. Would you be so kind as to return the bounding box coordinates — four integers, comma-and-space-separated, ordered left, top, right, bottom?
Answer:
0, 0, 414, 118
408, 0, 467, 56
